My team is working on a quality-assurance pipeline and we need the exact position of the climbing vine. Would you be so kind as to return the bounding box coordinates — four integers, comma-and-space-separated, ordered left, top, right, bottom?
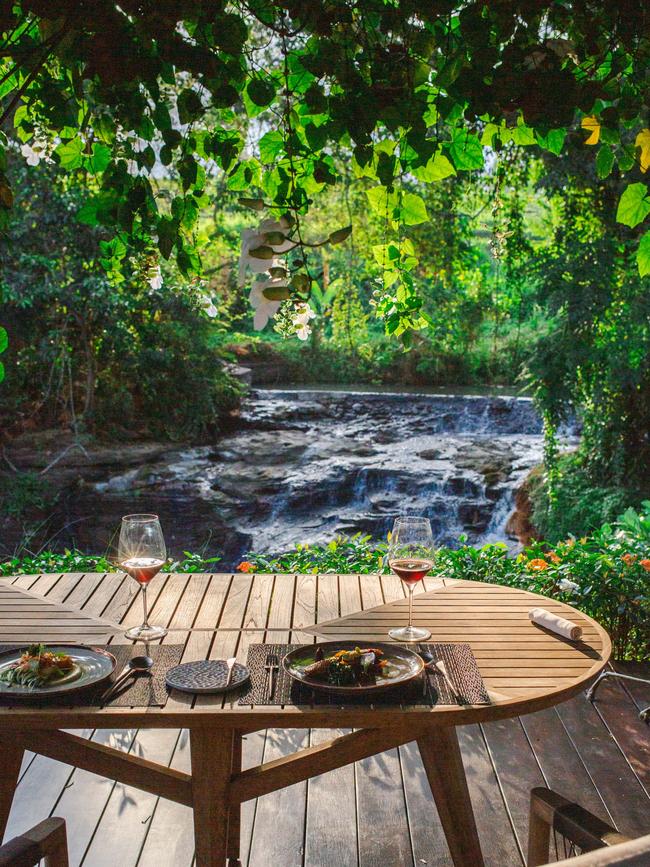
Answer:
1, 1, 649, 341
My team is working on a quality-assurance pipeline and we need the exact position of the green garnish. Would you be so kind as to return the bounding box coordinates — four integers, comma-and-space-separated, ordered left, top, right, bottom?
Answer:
0, 643, 75, 689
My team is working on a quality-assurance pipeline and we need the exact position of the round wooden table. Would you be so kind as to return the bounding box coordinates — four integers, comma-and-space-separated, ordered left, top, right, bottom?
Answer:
0, 574, 611, 867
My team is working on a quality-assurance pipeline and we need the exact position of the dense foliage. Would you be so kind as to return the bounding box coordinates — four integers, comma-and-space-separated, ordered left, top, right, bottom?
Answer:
3, 504, 648, 660
526, 151, 650, 512
0, 160, 241, 439
1, 1, 649, 343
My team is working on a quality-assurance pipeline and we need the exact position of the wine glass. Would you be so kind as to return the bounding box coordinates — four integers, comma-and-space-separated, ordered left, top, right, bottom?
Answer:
119, 514, 168, 641
387, 516, 434, 642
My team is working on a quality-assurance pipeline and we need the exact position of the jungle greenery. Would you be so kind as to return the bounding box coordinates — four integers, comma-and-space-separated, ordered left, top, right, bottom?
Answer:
2, 503, 649, 660
0, 160, 242, 440
1, 2, 650, 539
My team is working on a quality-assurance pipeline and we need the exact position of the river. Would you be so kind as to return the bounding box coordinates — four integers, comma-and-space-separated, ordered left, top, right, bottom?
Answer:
82, 387, 569, 566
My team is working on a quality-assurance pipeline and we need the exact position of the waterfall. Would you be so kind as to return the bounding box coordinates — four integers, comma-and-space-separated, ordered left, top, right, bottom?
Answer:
88, 386, 577, 563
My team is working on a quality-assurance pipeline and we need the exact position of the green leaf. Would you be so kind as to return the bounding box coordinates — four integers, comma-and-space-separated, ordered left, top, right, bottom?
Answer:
55, 138, 84, 170
596, 145, 614, 179
0, 326, 7, 354
447, 130, 484, 171
157, 216, 177, 259
247, 78, 276, 108
177, 89, 204, 125
258, 130, 284, 163
413, 151, 456, 182
535, 128, 566, 156
366, 186, 399, 217
88, 142, 111, 174
290, 273, 311, 291
510, 123, 536, 146
400, 191, 428, 226
77, 199, 98, 225
637, 231, 650, 277
0, 361, 4, 383
328, 225, 352, 244
616, 183, 650, 228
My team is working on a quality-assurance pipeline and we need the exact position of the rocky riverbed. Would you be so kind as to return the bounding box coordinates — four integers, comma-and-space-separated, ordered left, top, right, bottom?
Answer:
1, 388, 577, 565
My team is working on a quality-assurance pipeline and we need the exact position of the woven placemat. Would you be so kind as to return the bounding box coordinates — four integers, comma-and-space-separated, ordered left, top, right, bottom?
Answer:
238, 643, 490, 707
0, 643, 183, 708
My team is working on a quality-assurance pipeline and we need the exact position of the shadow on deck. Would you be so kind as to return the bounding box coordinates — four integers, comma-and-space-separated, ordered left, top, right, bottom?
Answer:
3, 663, 649, 867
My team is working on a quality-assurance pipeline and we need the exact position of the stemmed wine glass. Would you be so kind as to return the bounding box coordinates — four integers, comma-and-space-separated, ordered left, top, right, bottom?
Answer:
119, 514, 168, 641
387, 516, 434, 642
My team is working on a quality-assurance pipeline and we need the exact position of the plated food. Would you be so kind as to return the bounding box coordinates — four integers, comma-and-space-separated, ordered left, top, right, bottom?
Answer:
283, 641, 424, 694
0, 644, 116, 698
0, 644, 81, 689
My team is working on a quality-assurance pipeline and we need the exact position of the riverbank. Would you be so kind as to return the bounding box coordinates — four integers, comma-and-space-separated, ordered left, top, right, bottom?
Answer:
0, 388, 567, 563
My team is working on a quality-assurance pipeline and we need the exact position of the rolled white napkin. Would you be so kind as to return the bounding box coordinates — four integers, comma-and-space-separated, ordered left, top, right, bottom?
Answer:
528, 607, 583, 641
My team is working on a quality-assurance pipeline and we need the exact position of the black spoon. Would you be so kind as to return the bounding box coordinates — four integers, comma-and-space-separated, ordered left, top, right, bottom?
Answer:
102, 654, 153, 702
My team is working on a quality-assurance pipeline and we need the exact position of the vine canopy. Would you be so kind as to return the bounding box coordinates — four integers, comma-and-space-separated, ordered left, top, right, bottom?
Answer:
1, 0, 649, 335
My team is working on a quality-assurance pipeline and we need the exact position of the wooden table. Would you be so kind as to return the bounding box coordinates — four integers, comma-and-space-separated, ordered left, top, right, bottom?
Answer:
0, 572, 610, 867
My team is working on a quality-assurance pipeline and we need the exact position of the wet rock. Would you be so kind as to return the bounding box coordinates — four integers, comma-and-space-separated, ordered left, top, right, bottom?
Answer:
444, 476, 482, 498
505, 470, 540, 546
417, 448, 442, 460
458, 502, 493, 533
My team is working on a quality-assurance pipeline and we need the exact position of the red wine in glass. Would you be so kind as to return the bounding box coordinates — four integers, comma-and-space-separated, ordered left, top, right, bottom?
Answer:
119, 514, 168, 641
121, 557, 165, 585
389, 558, 434, 585
387, 517, 434, 642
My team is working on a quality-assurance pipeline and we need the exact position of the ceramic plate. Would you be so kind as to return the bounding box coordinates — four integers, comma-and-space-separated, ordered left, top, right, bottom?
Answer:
283, 641, 424, 694
0, 644, 116, 698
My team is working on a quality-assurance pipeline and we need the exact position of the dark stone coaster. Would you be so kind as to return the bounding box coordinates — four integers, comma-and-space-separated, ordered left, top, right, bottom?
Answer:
166, 659, 249, 694
238, 642, 490, 708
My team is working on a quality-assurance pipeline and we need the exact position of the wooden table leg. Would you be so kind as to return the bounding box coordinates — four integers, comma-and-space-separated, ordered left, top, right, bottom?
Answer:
0, 737, 23, 840
227, 731, 243, 867
417, 725, 485, 867
191, 728, 234, 867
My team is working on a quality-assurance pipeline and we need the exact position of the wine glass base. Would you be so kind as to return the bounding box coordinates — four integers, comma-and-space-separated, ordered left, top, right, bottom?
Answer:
388, 625, 432, 643
124, 624, 168, 642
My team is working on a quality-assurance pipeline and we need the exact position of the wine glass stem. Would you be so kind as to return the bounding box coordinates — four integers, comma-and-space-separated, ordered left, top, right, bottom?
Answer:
408, 584, 414, 628
141, 585, 150, 628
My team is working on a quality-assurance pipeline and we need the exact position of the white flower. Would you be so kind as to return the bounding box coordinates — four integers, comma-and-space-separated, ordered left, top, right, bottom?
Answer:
204, 303, 218, 318
249, 279, 283, 330
291, 303, 316, 327
296, 324, 311, 340
148, 265, 163, 290
238, 219, 295, 287
557, 578, 579, 594
20, 140, 49, 166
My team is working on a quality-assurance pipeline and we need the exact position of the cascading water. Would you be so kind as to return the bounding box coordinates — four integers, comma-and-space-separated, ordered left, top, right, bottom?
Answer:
90, 387, 578, 564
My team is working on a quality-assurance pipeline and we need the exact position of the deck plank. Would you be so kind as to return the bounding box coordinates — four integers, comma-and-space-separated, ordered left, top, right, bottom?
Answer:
81, 576, 208, 866
355, 574, 412, 867
555, 692, 650, 838
520, 706, 613, 823
305, 574, 357, 867
247, 575, 314, 867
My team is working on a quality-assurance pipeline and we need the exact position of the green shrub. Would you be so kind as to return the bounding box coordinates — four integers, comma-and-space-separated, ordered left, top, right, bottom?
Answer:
0, 471, 55, 520
528, 453, 647, 542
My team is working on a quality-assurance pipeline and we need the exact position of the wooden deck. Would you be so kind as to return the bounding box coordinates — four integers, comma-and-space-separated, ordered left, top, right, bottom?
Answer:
2, 571, 649, 866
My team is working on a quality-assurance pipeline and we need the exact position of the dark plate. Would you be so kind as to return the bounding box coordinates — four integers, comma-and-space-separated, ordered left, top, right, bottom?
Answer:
283, 641, 424, 694
0, 644, 116, 698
